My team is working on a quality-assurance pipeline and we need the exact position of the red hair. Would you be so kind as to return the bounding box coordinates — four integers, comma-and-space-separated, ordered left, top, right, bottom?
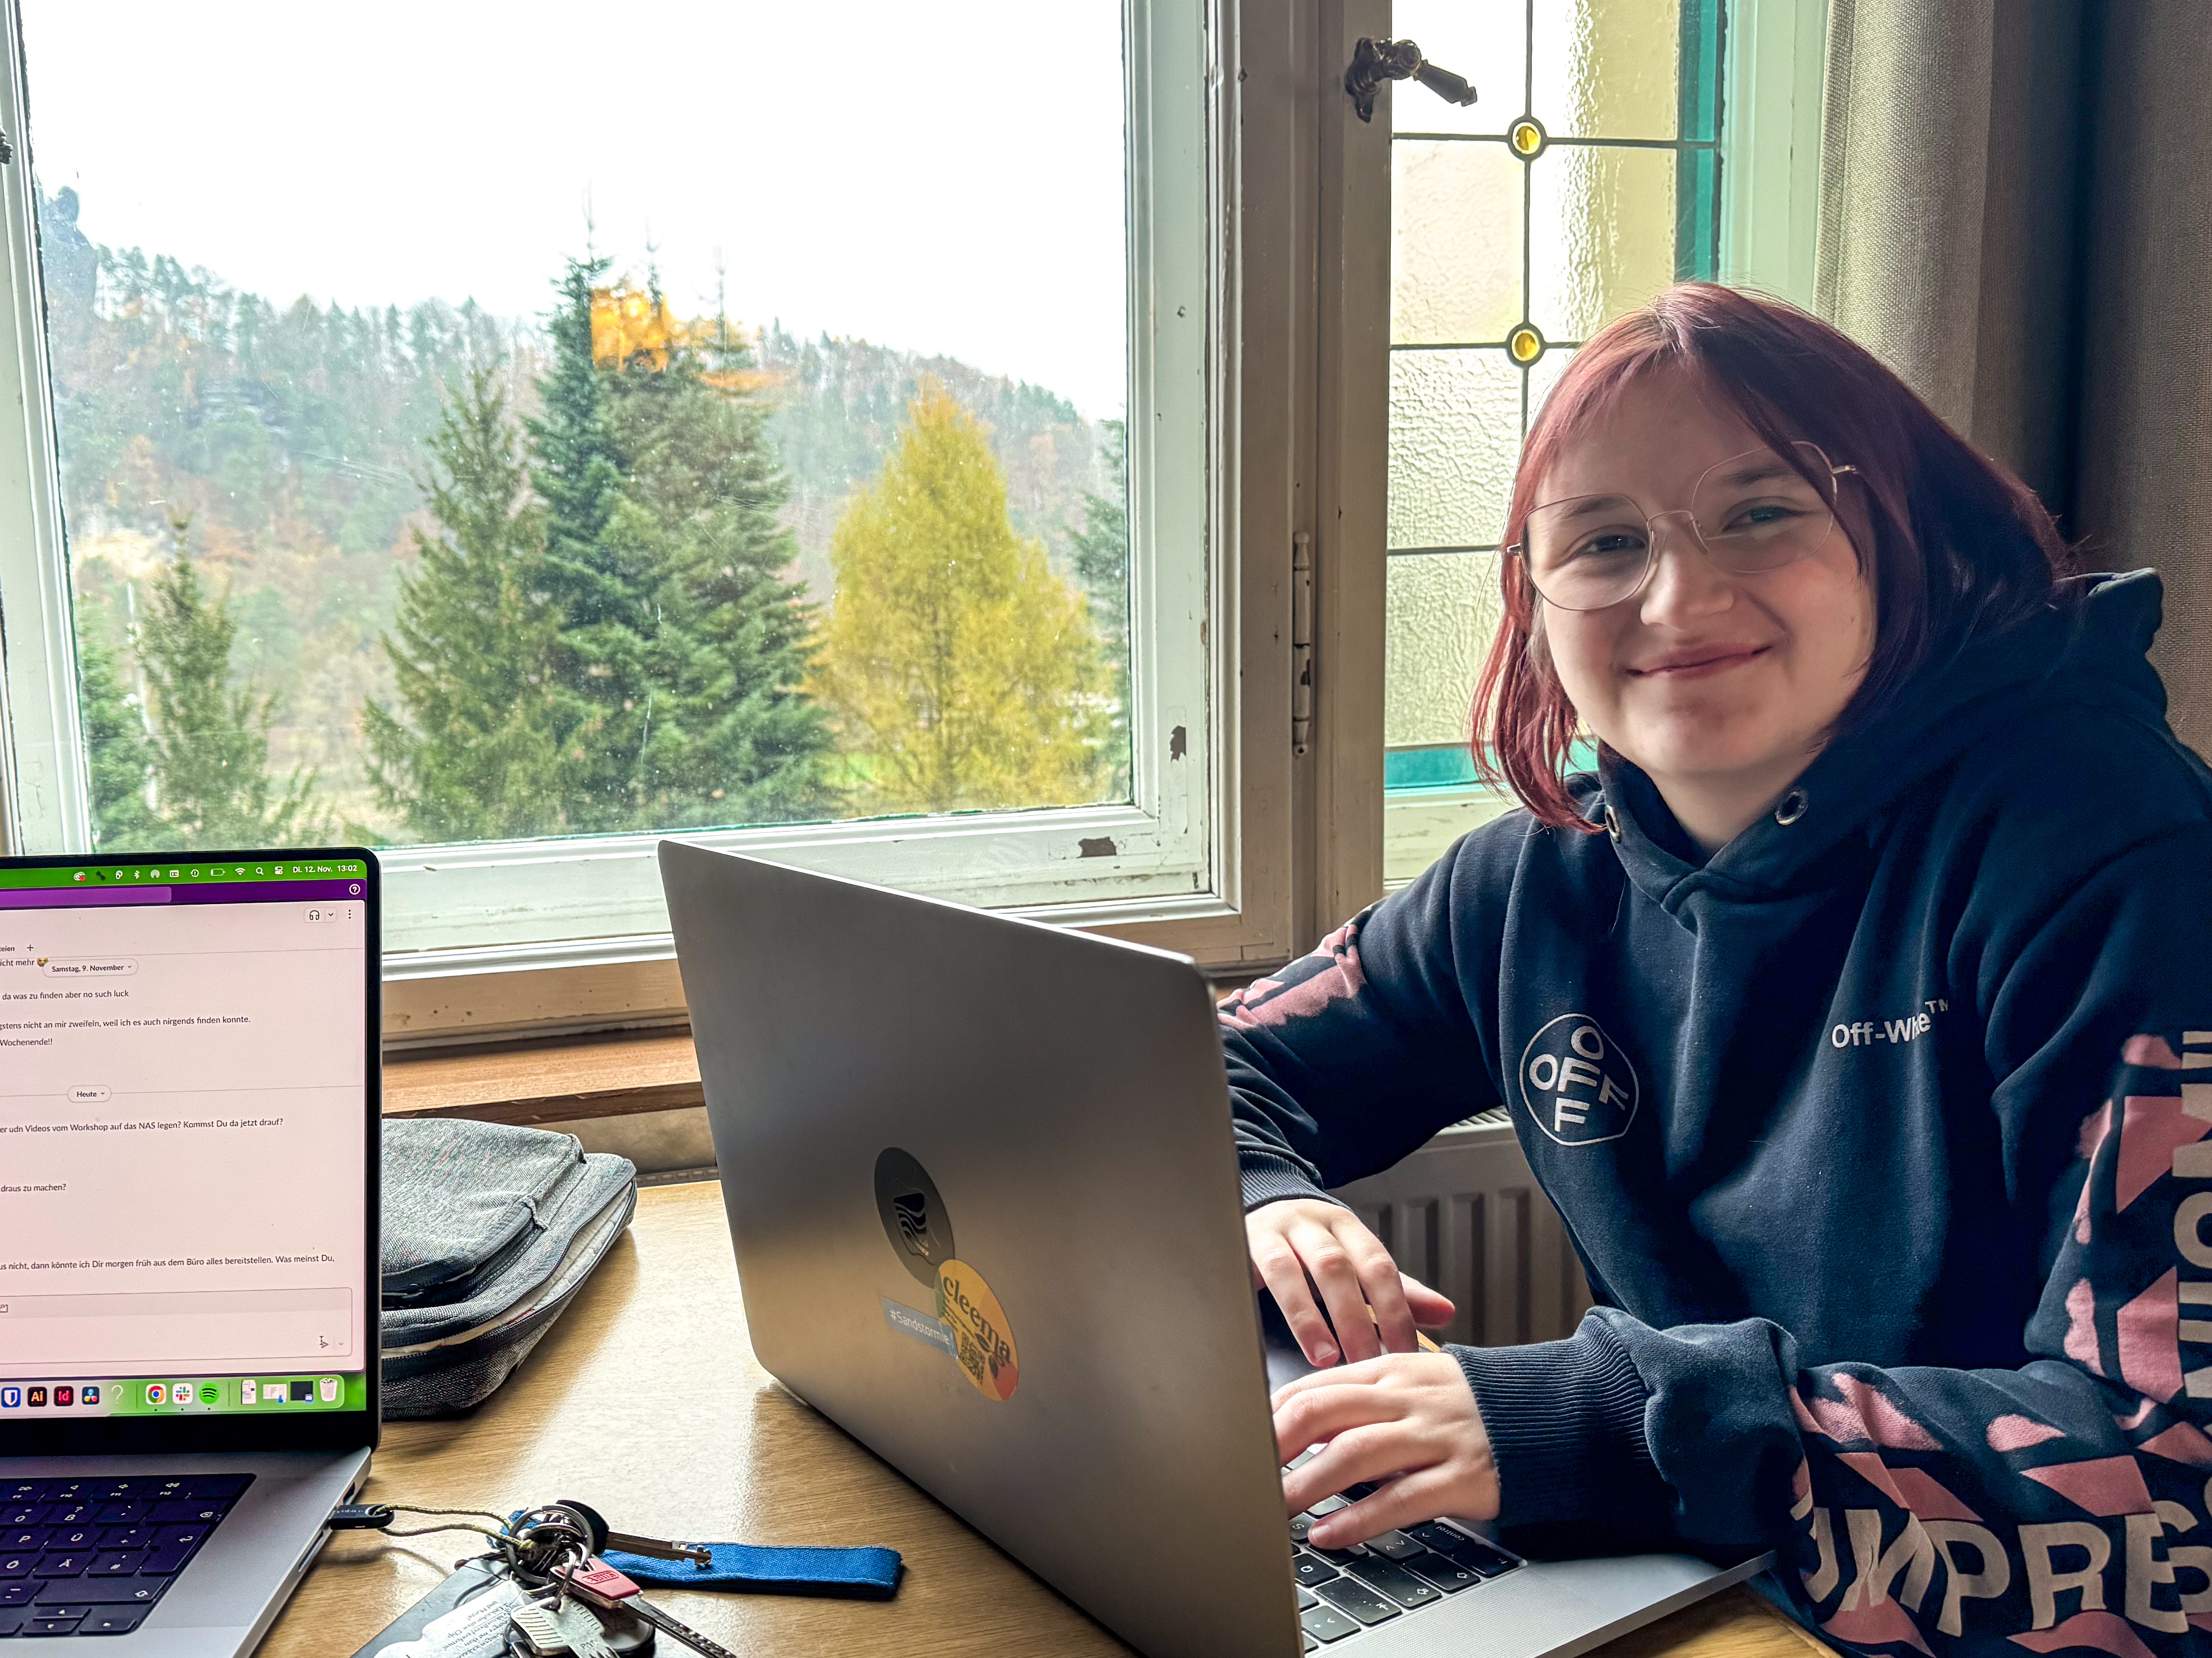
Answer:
1471, 283, 2069, 831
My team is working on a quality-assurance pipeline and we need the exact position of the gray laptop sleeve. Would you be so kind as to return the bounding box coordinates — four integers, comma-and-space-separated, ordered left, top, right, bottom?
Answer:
380, 1118, 637, 1418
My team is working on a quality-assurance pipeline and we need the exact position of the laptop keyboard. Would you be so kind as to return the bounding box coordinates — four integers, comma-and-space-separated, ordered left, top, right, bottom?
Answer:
0, 1475, 253, 1638
1284, 1456, 1521, 1648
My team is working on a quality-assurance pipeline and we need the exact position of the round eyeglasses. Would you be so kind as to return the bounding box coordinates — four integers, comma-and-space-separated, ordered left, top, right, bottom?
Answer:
1508, 441, 1858, 613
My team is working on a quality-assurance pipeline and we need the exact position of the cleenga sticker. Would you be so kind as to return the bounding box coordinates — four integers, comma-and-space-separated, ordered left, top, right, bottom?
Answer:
935, 1259, 1019, 1402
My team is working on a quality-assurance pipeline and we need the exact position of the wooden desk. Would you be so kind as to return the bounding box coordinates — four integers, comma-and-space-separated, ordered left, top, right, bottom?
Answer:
260, 1182, 1831, 1658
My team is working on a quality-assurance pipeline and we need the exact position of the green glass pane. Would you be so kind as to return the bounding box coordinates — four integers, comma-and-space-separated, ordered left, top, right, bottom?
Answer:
1385, 746, 1480, 789
1679, 0, 1723, 143
1387, 349, 1523, 549
1385, 552, 1505, 749
1675, 147, 1719, 280
1528, 145, 1677, 341
1532, 0, 1680, 140
1389, 0, 1524, 135
1392, 141, 1524, 346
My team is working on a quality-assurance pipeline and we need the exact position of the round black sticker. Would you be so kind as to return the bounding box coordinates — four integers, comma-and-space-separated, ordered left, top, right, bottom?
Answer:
874, 1147, 956, 1287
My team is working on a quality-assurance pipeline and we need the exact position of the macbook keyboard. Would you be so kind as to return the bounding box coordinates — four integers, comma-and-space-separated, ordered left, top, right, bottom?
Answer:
0, 1475, 253, 1638
1284, 1454, 1521, 1649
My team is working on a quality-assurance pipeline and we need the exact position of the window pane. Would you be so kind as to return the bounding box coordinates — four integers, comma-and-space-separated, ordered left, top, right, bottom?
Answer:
1390, 0, 1526, 136
1384, 552, 1503, 749
1528, 145, 1679, 342
25, 0, 1133, 858
1384, 0, 1725, 882
1387, 350, 1522, 550
1532, 0, 1682, 140
1392, 142, 1524, 347
1529, 346, 1578, 426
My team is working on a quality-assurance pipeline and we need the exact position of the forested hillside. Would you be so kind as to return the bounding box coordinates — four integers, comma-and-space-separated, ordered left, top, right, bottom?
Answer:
38, 187, 1124, 840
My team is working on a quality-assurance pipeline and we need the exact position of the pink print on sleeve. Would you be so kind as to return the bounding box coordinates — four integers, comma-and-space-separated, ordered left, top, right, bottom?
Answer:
2121, 1034, 2182, 1069
1219, 918, 1366, 1031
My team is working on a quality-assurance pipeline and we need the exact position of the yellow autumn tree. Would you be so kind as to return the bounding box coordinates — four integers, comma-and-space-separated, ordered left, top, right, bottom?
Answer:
814, 383, 1108, 814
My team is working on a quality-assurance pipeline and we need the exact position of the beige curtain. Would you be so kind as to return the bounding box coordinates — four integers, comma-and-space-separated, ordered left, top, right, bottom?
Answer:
1813, 0, 2212, 749
2072, 5, 2212, 748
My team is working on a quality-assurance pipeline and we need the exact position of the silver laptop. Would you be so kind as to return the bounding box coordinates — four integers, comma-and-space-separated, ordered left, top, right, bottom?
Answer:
661, 843, 1770, 1658
0, 850, 380, 1654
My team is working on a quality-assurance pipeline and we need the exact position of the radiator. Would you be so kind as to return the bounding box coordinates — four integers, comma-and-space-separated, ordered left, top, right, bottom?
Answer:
1329, 1115, 1594, 1348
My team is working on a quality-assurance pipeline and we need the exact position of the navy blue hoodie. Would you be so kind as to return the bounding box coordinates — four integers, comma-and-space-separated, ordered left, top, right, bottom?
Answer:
1223, 572, 2212, 1656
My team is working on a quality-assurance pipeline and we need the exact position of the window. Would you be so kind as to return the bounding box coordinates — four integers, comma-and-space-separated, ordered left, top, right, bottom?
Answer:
1379, 0, 1823, 883
0, 0, 1252, 983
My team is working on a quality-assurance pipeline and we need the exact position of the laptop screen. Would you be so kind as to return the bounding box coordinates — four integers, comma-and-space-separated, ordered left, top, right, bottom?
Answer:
0, 853, 376, 1437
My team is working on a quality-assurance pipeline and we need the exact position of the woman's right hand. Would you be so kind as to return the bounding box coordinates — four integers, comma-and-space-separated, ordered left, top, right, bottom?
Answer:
1247, 1198, 1456, 1367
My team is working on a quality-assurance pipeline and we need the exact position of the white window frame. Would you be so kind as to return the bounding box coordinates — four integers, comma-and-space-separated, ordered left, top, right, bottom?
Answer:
0, 0, 1346, 1040
1719, 0, 1826, 306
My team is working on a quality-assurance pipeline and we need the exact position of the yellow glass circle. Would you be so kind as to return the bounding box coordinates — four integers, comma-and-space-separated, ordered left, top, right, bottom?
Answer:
1509, 117, 1547, 159
1507, 325, 1545, 365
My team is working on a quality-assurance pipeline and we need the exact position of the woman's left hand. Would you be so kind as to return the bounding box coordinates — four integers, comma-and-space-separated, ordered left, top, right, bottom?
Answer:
1273, 1351, 1501, 1548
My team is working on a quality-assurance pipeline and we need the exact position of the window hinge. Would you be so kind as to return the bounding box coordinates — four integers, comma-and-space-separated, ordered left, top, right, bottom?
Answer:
1292, 531, 1315, 756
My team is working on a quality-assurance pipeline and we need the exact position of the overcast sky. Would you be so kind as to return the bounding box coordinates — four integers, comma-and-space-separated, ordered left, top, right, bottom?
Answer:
20, 1, 1132, 417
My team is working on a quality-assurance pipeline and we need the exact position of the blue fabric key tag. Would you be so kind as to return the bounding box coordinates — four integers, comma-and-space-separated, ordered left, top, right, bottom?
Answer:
599, 1542, 903, 1601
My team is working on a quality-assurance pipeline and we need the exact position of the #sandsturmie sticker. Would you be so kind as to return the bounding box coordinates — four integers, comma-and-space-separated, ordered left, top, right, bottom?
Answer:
935, 1258, 1019, 1401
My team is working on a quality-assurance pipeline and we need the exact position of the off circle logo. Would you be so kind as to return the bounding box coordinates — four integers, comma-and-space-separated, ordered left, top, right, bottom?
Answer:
874, 1147, 956, 1287
1518, 1014, 1639, 1146
936, 1259, 1020, 1401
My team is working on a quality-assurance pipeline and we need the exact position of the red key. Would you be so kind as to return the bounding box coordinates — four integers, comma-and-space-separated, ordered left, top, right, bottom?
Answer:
567, 1559, 639, 1600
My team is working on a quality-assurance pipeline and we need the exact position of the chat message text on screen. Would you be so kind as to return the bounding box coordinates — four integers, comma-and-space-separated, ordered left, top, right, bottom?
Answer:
0, 873, 367, 1386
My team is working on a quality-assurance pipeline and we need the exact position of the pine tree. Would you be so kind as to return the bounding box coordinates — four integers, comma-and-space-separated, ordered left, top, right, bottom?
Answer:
812, 383, 1108, 814
1068, 418, 1131, 797
134, 514, 318, 848
76, 621, 162, 849
365, 365, 566, 842
600, 310, 836, 826
526, 257, 647, 828
518, 264, 834, 831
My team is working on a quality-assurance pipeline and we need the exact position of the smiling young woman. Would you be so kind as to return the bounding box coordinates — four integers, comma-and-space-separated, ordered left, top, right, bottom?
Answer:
1478, 284, 2062, 852
1221, 286, 2212, 1658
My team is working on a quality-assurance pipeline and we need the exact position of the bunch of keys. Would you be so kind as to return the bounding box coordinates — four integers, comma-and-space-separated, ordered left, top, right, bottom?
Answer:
499, 1501, 740, 1658
362, 1499, 734, 1658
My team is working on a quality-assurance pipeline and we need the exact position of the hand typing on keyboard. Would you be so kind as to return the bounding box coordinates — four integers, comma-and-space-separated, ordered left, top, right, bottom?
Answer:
1273, 1353, 1499, 1551
1246, 1198, 1455, 1366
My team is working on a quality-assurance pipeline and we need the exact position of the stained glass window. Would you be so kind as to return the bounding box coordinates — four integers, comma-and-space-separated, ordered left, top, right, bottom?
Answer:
1383, 0, 1723, 878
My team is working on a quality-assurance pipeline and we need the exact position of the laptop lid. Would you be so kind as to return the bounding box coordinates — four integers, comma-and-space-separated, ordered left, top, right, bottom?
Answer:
662, 842, 1304, 1658
0, 849, 380, 1457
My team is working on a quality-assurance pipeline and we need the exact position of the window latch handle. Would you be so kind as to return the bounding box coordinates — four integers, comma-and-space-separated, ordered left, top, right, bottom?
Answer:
1343, 38, 1477, 125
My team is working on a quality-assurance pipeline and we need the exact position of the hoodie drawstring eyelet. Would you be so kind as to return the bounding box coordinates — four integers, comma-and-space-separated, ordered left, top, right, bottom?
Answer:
1776, 788, 1809, 827
1604, 806, 1623, 840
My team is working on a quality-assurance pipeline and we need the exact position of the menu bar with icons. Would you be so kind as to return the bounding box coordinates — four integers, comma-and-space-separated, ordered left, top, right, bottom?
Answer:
0, 860, 369, 892
0, 1374, 365, 1415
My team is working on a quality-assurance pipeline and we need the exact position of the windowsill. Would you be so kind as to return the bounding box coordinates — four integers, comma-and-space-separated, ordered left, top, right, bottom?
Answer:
382, 1029, 702, 1127
382, 949, 1272, 1124
378, 961, 1266, 1170
382, 1019, 1490, 1183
